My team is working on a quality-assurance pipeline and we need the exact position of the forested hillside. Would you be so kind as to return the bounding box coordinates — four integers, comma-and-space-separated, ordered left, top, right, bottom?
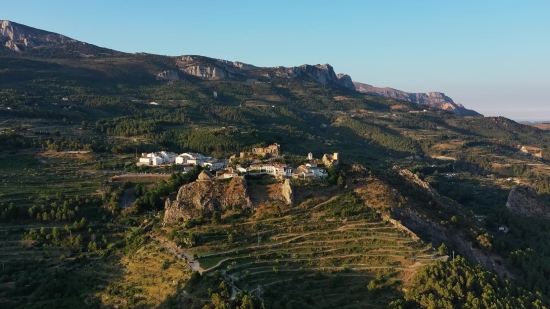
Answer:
2, 46, 550, 309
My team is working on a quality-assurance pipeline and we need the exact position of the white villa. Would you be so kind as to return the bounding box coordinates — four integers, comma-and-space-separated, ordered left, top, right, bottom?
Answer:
138, 151, 178, 166
295, 163, 328, 179
137, 152, 228, 170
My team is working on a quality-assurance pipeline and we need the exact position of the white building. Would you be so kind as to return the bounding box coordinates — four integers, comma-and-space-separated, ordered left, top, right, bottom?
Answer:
294, 163, 328, 179
159, 151, 178, 164
175, 153, 206, 165
138, 151, 177, 166
202, 159, 227, 171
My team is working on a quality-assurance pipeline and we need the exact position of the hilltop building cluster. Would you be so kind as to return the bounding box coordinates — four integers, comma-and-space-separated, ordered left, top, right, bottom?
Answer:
137, 144, 339, 181
138, 151, 227, 170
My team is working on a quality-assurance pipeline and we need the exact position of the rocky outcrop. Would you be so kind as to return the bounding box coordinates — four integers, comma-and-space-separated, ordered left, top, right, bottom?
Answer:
353, 82, 481, 116
180, 65, 227, 79
506, 184, 548, 218
156, 70, 180, 81
164, 176, 252, 225
175, 55, 355, 90
272, 64, 355, 90
1, 20, 74, 52
281, 179, 294, 206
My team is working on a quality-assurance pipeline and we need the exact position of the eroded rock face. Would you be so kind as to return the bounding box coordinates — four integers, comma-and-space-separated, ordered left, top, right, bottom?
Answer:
353, 82, 481, 116
273, 64, 355, 90
281, 179, 294, 206
164, 176, 252, 225
506, 184, 548, 218
1, 20, 74, 52
175, 55, 355, 90
156, 70, 180, 81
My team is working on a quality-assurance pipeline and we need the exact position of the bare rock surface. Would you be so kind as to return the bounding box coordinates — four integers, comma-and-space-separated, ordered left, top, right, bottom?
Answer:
156, 70, 180, 81
353, 81, 481, 116
164, 176, 252, 224
281, 179, 294, 206
1, 20, 74, 52
506, 184, 548, 218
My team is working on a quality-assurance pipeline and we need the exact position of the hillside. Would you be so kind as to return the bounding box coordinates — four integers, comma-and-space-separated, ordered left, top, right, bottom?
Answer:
353, 81, 481, 116
2, 20, 550, 308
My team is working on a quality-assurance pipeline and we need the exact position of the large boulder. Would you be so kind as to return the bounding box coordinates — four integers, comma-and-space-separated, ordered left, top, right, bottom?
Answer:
164, 176, 251, 225
506, 184, 548, 218
281, 179, 294, 206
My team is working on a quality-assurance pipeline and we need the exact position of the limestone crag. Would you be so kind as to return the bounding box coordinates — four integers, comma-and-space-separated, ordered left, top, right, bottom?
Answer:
506, 184, 549, 218
281, 179, 294, 206
1, 20, 74, 52
353, 82, 481, 116
272, 64, 355, 90
156, 70, 180, 81
175, 55, 355, 90
164, 176, 252, 225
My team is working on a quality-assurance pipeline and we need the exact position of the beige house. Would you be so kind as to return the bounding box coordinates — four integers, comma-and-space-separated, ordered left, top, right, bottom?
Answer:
322, 153, 339, 167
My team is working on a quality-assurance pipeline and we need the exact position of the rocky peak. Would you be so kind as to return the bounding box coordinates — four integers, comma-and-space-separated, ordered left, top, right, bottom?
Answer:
353, 82, 481, 116
506, 184, 549, 219
175, 55, 355, 90
0, 20, 74, 52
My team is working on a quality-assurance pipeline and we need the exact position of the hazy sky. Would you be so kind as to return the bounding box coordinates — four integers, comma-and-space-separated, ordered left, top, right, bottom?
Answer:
3, 1, 550, 120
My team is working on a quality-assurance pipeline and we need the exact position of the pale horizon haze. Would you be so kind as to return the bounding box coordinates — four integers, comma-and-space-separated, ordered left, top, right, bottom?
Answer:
3, 0, 550, 121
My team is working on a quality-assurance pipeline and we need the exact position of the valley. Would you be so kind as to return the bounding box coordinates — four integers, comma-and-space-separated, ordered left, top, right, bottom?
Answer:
1, 19, 550, 309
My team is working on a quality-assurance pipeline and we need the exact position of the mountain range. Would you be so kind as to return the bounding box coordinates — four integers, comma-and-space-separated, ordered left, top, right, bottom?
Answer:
0, 20, 480, 116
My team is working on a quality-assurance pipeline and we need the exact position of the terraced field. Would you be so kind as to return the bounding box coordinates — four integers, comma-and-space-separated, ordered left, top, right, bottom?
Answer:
165, 192, 444, 308
0, 151, 108, 207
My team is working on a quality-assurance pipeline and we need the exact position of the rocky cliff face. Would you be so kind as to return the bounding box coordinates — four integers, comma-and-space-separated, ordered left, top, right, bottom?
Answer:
281, 179, 294, 206
506, 184, 548, 218
156, 70, 180, 81
353, 82, 481, 116
164, 176, 252, 225
175, 55, 355, 90
1, 20, 74, 52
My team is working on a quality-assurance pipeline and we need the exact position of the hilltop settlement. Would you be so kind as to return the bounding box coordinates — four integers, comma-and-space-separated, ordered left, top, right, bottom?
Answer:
137, 143, 338, 180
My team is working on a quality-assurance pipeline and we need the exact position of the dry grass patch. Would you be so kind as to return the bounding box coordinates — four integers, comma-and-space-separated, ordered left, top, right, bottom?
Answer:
95, 242, 190, 308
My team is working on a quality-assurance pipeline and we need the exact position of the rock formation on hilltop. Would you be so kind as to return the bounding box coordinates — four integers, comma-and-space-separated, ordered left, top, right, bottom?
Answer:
506, 184, 549, 219
164, 176, 252, 225
1, 20, 74, 52
353, 82, 481, 116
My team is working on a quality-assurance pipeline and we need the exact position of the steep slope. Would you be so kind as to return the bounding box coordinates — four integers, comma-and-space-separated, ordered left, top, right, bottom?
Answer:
0, 20, 123, 57
354, 81, 481, 116
0, 20, 74, 52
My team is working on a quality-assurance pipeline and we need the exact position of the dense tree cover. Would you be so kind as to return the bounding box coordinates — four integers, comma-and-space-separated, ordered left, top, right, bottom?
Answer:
402, 257, 549, 309
95, 116, 161, 136
1, 194, 99, 223
334, 117, 421, 155
131, 166, 202, 212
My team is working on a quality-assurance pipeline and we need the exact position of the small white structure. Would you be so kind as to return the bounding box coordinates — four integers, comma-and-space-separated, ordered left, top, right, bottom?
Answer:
202, 159, 227, 171
176, 153, 206, 165
62, 97, 69, 101
213, 91, 218, 98
307, 152, 313, 160
295, 163, 328, 179
499, 226, 509, 233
